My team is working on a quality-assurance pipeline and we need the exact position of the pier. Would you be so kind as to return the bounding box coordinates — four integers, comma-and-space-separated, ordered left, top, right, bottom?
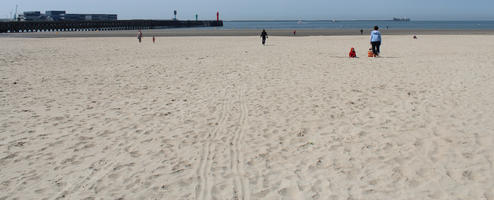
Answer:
0, 20, 223, 33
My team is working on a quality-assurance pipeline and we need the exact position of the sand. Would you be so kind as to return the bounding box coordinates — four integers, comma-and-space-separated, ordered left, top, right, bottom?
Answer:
2, 29, 494, 38
1, 35, 494, 200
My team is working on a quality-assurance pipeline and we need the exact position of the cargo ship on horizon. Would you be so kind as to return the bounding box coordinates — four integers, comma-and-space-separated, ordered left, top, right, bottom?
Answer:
393, 17, 411, 21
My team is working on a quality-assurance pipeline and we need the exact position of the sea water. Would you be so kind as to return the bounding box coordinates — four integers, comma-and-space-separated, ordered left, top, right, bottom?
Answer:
219, 20, 494, 30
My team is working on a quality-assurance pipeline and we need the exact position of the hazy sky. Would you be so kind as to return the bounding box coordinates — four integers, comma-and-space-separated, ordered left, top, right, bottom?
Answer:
1, 0, 494, 20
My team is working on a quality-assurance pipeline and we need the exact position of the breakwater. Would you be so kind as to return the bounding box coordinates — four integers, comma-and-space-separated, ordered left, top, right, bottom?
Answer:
0, 20, 223, 33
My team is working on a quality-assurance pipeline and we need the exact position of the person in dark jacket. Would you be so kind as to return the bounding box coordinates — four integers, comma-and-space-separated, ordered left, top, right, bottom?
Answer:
260, 29, 268, 45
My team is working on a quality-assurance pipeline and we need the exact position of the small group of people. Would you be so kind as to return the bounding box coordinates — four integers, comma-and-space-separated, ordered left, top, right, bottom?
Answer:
136, 30, 156, 43
350, 26, 382, 57
259, 26, 383, 58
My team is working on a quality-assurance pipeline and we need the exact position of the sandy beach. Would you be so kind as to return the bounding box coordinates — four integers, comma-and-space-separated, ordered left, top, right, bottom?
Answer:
2, 29, 494, 38
1, 35, 494, 199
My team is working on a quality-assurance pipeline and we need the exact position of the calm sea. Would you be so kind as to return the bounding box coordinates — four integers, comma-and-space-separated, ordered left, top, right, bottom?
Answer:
218, 20, 494, 30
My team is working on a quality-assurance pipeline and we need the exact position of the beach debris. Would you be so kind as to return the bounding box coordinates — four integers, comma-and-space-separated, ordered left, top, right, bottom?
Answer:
14, 141, 26, 147
163, 112, 172, 116
161, 185, 168, 190
297, 128, 307, 137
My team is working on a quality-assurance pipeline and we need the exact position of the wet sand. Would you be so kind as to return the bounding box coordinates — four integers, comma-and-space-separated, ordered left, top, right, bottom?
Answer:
1, 29, 494, 38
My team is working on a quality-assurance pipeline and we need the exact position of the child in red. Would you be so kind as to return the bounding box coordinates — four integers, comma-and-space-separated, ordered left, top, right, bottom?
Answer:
349, 48, 357, 58
368, 48, 375, 57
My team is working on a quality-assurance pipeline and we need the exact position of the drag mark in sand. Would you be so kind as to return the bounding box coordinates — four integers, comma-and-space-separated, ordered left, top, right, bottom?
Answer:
196, 87, 232, 200
230, 87, 250, 200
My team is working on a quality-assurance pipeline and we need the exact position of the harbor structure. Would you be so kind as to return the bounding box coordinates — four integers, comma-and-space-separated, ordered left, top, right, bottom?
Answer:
18, 10, 117, 21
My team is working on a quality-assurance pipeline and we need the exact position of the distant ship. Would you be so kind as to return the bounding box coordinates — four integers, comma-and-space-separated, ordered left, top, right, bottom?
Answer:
393, 17, 411, 21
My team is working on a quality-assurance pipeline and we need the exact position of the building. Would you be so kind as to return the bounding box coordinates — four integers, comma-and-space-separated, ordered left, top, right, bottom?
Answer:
45, 10, 66, 21
18, 10, 117, 21
19, 11, 45, 21
63, 14, 117, 21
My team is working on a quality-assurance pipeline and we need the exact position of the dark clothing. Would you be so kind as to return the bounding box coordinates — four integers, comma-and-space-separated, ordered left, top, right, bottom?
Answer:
137, 31, 143, 43
260, 31, 268, 45
371, 41, 381, 56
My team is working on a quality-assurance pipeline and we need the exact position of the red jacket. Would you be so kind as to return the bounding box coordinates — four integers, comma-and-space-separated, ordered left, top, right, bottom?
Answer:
349, 48, 356, 58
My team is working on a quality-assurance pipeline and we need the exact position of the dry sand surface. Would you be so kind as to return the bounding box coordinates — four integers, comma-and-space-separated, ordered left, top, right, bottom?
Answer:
1, 35, 494, 200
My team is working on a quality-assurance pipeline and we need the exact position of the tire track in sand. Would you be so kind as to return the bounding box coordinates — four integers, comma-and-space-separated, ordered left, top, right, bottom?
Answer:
230, 87, 250, 200
196, 87, 232, 200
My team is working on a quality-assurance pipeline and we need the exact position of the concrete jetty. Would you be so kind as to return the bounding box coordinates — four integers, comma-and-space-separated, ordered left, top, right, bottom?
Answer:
0, 20, 223, 33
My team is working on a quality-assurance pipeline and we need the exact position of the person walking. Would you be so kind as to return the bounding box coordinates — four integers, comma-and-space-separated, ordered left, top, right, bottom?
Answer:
370, 26, 382, 56
360, 29, 364, 35
152, 35, 156, 43
260, 29, 268, 45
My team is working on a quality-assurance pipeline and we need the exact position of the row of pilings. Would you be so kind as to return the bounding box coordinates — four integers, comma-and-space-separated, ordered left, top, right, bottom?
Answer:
0, 20, 223, 33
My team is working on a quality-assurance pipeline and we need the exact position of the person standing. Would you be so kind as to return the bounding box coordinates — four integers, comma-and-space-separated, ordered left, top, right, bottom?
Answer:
137, 30, 143, 43
152, 35, 156, 43
370, 26, 382, 56
260, 29, 268, 45
360, 29, 364, 35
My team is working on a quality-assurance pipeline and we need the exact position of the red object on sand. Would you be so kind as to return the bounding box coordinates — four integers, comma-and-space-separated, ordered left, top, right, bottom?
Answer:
368, 50, 375, 57
349, 48, 357, 58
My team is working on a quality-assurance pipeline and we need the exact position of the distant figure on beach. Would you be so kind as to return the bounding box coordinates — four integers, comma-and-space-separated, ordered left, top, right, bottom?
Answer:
293, 30, 296, 36
137, 30, 143, 43
349, 47, 357, 58
370, 26, 382, 56
153, 35, 156, 43
260, 29, 268, 45
413, 35, 418, 39
360, 29, 364, 35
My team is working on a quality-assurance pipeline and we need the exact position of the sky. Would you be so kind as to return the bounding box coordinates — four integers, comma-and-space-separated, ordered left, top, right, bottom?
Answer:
1, 0, 494, 20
